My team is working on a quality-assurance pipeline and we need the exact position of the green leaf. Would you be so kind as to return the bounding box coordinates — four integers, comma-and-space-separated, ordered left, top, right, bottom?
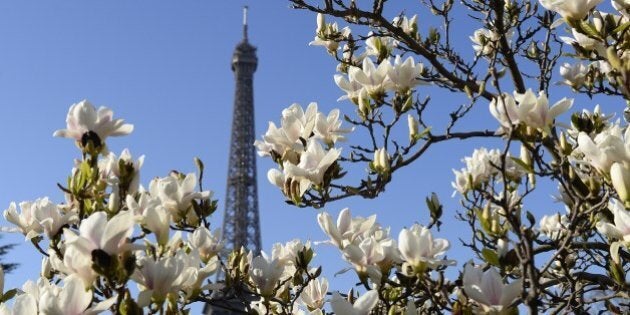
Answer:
510, 157, 533, 174
482, 248, 500, 266
578, 20, 602, 40
613, 21, 630, 35
0, 289, 18, 303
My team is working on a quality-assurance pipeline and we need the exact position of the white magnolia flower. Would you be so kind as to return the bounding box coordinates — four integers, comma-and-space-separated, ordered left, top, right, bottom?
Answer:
249, 253, 286, 297
393, 14, 418, 36
470, 28, 504, 56
365, 32, 397, 59
539, 213, 569, 239
284, 139, 341, 190
348, 58, 393, 97
149, 172, 211, 216
4, 201, 44, 240
271, 239, 309, 268
39, 275, 115, 315
143, 205, 171, 245
452, 148, 523, 194
559, 63, 588, 88
53, 100, 133, 143
126, 193, 161, 221
514, 89, 573, 130
49, 246, 98, 287
5, 198, 77, 240
489, 89, 573, 132
330, 290, 379, 315
98, 149, 144, 193
398, 224, 455, 270
342, 237, 386, 277
64, 210, 134, 257
463, 263, 522, 313
309, 13, 351, 54
175, 250, 220, 295
576, 124, 629, 173
560, 29, 606, 54
132, 252, 197, 305
314, 109, 353, 146
317, 208, 377, 249
299, 277, 328, 310
334, 74, 365, 103
539, 0, 603, 20
596, 199, 630, 244
32, 198, 77, 239
255, 102, 318, 158
9, 278, 56, 315
387, 55, 424, 93
189, 226, 225, 263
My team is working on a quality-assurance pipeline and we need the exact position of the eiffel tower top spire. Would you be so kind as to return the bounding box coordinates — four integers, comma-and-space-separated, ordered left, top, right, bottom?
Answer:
242, 6, 249, 42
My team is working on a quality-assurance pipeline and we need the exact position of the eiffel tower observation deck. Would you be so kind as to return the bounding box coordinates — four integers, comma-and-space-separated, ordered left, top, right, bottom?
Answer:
204, 6, 261, 314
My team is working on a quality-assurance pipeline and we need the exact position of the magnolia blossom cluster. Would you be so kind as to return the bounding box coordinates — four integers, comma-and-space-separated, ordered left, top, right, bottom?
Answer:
2, 101, 224, 313
309, 13, 351, 54
540, 0, 603, 20
335, 55, 425, 107
462, 263, 522, 313
318, 208, 454, 283
470, 28, 513, 57
597, 199, 630, 251
489, 89, 573, 135
542, 0, 630, 95
574, 119, 630, 202
452, 148, 525, 195
255, 102, 352, 203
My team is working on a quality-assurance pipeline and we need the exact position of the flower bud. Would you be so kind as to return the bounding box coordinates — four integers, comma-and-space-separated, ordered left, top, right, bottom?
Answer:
359, 94, 371, 119
41, 257, 52, 279
611, 162, 630, 203
316, 13, 325, 33
408, 114, 419, 144
109, 191, 120, 213
372, 148, 390, 174
496, 238, 508, 258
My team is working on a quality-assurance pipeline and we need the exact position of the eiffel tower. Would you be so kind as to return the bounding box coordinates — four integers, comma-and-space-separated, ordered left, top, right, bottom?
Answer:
204, 6, 261, 314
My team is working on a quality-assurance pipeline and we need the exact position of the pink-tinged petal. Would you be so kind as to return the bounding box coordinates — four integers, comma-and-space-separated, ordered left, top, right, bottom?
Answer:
101, 211, 133, 255
481, 268, 503, 305
500, 278, 522, 308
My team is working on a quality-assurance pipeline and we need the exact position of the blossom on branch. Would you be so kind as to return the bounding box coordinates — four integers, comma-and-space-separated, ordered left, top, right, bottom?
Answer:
462, 263, 522, 313
330, 290, 379, 315
539, 0, 603, 20
53, 100, 133, 147
398, 224, 455, 273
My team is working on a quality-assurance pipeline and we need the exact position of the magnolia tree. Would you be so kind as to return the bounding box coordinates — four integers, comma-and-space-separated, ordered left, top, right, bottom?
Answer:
2, 0, 630, 314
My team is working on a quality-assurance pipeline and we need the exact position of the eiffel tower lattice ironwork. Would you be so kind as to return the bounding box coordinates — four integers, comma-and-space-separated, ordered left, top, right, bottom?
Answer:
204, 6, 261, 315
222, 5, 261, 256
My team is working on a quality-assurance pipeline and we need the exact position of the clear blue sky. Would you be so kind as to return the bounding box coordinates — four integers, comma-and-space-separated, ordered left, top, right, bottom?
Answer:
0, 0, 607, 313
